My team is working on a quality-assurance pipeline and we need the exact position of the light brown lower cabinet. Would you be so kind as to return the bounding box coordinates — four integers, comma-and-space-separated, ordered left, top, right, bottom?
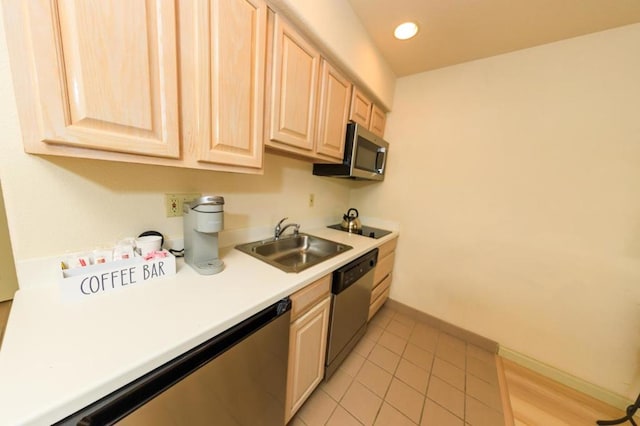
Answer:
285, 275, 332, 422
369, 237, 398, 320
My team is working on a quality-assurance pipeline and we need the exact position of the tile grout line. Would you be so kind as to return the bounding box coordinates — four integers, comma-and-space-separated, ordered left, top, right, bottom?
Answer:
299, 305, 507, 426
393, 312, 426, 426
417, 329, 440, 426
324, 384, 349, 426
372, 310, 410, 425
376, 308, 424, 425
463, 340, 468, 423
340, 313, 391, 425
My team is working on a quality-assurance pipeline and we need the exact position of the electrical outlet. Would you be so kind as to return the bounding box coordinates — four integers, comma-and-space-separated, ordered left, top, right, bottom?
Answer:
165, 193, 201, 217
309, 193, 315, 207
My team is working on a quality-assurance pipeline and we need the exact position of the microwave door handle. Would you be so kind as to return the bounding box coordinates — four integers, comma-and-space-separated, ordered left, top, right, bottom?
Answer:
375, 148, 386, 173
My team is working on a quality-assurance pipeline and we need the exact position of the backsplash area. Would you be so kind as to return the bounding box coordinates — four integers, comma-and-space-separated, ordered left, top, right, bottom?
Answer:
0, 10, 354, 283
0, 149, 352, 263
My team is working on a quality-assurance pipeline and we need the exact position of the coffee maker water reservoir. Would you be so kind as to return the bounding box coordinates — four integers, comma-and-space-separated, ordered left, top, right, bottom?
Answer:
183, 196, 225, 275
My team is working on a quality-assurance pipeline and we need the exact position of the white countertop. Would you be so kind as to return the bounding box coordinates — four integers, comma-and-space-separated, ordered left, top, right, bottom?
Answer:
0, 227, 398, 426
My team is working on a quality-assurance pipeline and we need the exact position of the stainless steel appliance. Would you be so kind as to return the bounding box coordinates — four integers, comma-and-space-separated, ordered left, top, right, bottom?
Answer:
183, 195, 225, 275
56, 299, 292, 426
325, 249, 378, 379
313, 122, 389, 181
327, 223, 392, 239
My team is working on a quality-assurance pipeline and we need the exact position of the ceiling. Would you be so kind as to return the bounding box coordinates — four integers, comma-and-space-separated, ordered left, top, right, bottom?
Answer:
347, 0, 640, 77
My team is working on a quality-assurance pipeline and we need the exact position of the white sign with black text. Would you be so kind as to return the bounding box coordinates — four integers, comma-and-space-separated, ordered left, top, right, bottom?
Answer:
59, 251, 176, 300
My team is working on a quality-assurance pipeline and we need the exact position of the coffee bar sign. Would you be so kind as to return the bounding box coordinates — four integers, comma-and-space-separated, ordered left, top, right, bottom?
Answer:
60, 251, 176, 300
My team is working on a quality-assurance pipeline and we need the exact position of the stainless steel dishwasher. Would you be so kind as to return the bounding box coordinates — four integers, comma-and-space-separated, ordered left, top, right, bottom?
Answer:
325, 248, 378, 379
56, 299, 291, 426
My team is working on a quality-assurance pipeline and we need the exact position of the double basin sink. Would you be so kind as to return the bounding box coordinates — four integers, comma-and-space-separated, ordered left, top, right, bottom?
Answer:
235, 233, 352, 273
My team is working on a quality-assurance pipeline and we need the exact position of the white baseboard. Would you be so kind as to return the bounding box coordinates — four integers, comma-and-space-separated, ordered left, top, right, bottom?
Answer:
499, 346, 633, 411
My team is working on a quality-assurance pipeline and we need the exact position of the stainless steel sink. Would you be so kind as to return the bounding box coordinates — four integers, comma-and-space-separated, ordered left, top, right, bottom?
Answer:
235, 233, 352, 273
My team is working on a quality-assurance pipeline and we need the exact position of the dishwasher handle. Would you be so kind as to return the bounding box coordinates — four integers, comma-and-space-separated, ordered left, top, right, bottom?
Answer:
57, 298, 291, 426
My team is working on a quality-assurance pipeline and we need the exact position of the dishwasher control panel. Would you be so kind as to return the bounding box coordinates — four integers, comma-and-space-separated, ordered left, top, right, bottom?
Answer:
332, 248, 378, 294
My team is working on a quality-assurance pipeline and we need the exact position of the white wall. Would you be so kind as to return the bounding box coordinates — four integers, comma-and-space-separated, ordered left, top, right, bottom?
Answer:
0, 9, 351, 261
351, 24, 640, 399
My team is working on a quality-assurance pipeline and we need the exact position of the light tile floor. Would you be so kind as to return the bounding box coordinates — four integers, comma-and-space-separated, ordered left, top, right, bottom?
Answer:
290, 304, 505, 426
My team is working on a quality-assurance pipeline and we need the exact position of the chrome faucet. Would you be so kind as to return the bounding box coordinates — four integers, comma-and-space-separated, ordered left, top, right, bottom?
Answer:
274, 217, 300, 240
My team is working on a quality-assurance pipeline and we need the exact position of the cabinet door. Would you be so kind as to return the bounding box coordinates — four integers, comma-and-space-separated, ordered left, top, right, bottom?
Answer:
286, 296, 331, 422
316, 60, 352, 160
349, 87, 373, 128
370, 104, 387, 138
26, 0, 180, 158
269, 15, 320, 150
195, 0, 266, 168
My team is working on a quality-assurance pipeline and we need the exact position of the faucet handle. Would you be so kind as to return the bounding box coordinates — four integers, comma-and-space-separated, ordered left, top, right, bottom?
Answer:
276, 217, 288, 227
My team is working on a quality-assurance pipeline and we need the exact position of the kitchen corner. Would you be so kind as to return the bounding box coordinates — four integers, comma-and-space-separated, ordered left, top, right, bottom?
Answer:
1, 0, 635, 423
0, 225, 398, 425
0, 300, 10, 347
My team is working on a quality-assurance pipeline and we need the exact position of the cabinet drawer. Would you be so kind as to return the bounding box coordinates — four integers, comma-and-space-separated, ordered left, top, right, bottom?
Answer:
373, 251, 395, 285
371, 274, 391, 303
377, 237, 397, 260
290, 274, 331, 322
368, 287, 390, 321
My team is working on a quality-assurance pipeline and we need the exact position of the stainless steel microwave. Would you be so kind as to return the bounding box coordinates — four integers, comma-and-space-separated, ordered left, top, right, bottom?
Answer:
313, 122, 389, 181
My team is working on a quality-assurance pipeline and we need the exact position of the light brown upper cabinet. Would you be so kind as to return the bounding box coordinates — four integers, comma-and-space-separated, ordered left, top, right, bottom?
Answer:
349, 87, 387, 138
370, 104, 387, 138
3, 0, 266, 174
8, 0, 180, 158
349, 87, 373, 129
315, 60, 352, 160
268, 13, 320, 151
266, 12, 351, 163
191, 0, 267, 169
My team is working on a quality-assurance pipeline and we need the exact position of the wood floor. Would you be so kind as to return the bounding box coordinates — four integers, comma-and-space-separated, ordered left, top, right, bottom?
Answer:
0, 299, 11, 348
501, 358, 635, 426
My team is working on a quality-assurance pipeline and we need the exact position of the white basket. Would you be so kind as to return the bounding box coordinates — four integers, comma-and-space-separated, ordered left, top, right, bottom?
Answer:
59, 250, 176, 300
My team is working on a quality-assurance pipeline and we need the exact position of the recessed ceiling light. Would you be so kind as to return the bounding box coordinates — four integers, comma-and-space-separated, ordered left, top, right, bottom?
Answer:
394, 22, 419, 40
